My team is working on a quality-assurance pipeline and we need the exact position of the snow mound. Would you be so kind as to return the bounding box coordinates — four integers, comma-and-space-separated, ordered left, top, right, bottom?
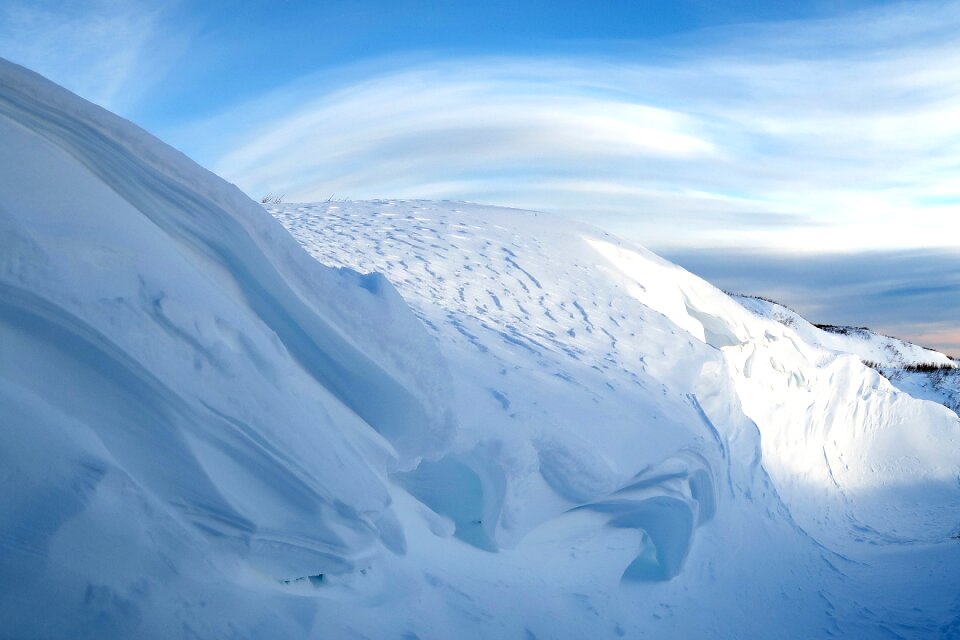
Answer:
0, 58, 454, 635
735, 293, 960, 434
276, 200, 960, 636
278, 201, 960, 549
734, 294, 955, 369
879, 367, 960, 414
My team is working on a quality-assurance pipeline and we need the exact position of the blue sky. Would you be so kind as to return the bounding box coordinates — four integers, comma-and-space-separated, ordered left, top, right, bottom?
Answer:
2, 0, 959, 353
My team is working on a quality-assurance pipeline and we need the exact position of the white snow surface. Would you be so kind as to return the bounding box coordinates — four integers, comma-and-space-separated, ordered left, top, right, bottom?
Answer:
0, 59, 455, 636
2, 59, 960, 638
275, 200, 960, 636
735, 293, 960, 421
734, 294, 955, 369
879, 368, 960, 415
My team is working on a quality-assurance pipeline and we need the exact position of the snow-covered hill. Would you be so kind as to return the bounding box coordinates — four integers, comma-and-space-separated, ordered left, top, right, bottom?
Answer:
882, 367, 960, 414
0, 59, 455, 637
733, 293, 955, 369
2, 58, 959, 639
735, 293, 960, 415
274, 200, 960, 636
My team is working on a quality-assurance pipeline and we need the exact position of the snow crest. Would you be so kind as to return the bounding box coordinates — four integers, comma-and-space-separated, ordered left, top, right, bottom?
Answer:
277, 200, 960, 637
0, 58, 454, 636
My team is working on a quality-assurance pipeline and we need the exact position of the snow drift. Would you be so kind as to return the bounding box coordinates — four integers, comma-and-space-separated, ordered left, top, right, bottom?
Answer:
737, 294, 960, 415
0, 58, 454, 636
276, 200, 960, 637
2, 57, 959, 638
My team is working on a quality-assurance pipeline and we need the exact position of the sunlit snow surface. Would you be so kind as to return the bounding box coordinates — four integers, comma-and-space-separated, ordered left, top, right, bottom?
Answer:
734, 294, 956, 370
1, 55, 959, 639
276, 200, 960, 637
736, 294, 960, 415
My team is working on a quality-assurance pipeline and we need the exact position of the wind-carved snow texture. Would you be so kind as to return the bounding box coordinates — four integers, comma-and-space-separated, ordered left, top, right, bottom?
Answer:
0, 59, 454, 637
879, 368, 960, 414
734, 293, 955, 370
1, 55, 959, 639
735, 293, 960, 415
276, 202, 730, 561
276, 200, 960, 637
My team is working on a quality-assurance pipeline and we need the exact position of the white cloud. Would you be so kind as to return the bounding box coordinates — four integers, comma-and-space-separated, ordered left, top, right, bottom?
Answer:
0, 0, 186, 113
211, 66, 716, 194
188, 2, 960, 252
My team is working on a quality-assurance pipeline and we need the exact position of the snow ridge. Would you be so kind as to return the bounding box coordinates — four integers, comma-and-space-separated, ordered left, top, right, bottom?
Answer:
734, 293, 955, 369
0, 58, 454, 636
276, 200, 960, 637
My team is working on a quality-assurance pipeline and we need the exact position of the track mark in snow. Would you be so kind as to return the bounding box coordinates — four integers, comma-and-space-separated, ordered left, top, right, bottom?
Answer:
572, 300, 595, 333
488, 389, 511, 410
503, 254, 542, 290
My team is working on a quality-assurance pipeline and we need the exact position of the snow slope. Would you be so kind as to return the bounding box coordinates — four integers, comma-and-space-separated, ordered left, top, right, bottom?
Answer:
275, 200, 960, 637
734, 293, 955, 369
0, 59, 455, 637
880, 368, 960, 414
735, 293, 960, 417
2, 57, 959, 639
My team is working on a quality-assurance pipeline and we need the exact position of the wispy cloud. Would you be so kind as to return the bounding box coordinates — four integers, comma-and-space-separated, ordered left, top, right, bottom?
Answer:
186, 1, 960, 252
0, 0, 188, 114
207, 62, 718, 201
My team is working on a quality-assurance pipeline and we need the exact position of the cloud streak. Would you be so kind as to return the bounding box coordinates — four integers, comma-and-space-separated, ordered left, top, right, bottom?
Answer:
183, 2, 960, 253
0, 0, 188, 114
209, 64, 717, 200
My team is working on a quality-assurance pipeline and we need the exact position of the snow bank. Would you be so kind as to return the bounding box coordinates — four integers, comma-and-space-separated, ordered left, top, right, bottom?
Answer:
734, 294, 955, 369
0, 58, 454, 635
278, 199, 960, 637
586, 239, 960, 545
735, 293, 960, 422
281, 200, 960, 551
